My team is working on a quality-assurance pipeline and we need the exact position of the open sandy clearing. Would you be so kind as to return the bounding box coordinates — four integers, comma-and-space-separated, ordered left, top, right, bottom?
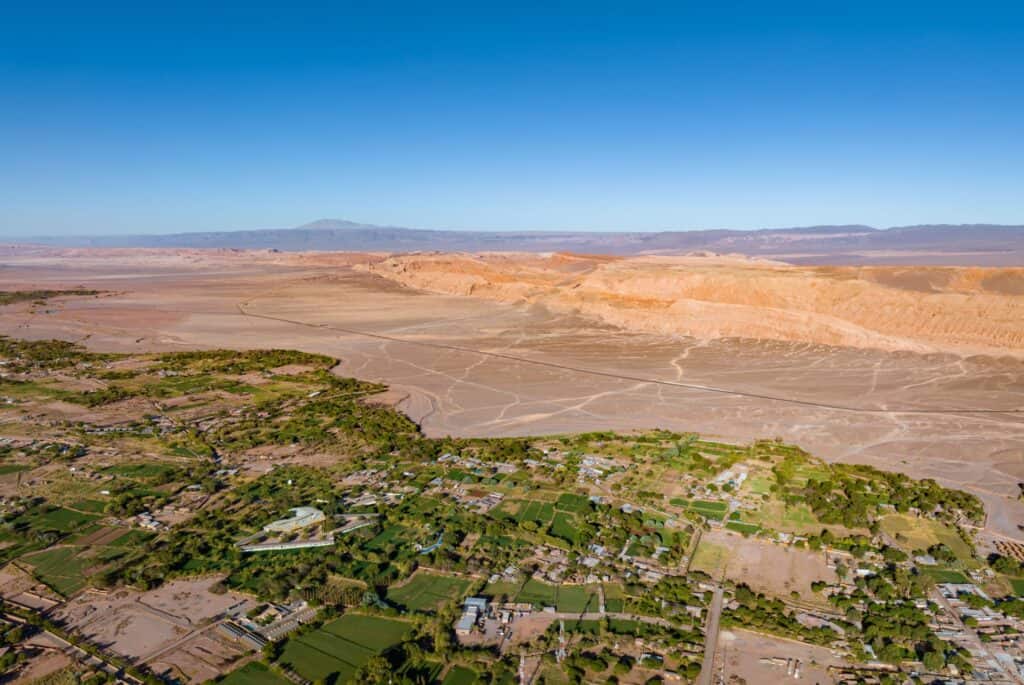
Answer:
716, 628, 853, 684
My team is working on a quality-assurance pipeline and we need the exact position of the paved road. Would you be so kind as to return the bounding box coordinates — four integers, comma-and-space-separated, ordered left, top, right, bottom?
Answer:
697, 586, 725, 685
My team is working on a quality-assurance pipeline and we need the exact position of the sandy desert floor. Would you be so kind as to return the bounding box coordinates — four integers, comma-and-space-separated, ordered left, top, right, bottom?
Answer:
0, 249, 1021, 541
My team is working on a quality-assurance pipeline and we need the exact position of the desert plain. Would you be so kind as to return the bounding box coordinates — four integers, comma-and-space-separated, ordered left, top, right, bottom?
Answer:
1, 246, 1022, 541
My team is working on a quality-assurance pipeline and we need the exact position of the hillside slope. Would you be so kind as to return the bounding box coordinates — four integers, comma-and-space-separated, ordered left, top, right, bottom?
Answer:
362, 253, 1024, 355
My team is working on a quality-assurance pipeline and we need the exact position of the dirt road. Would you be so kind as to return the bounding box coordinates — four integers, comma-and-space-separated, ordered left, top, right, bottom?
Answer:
698, 586, 725, 685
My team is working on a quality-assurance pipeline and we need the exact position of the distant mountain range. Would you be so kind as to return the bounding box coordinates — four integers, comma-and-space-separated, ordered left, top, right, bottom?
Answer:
16, 219, 1024, 265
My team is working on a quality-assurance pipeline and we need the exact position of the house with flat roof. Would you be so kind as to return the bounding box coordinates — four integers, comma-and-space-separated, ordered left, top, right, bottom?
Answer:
262, 506, 326, 534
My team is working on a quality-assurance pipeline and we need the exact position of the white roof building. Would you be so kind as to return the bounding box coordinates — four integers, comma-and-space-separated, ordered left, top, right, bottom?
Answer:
263, 506, 326, 533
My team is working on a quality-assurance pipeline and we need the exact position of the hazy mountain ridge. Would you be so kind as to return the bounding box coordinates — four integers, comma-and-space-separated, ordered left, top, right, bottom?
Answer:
16, 219, 1024, 265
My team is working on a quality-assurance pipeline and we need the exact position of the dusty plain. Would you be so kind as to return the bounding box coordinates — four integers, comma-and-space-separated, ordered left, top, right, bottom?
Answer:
0, 247, 1022, 543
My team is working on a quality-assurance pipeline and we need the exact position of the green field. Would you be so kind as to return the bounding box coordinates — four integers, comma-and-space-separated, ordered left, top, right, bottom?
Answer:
747, 501, 826, 535
745, 475, 774, 495
14, 506, 99, 534
880, 514, 974, 561
365, 525, 408, 551
387, 572, 471, 611
555, 584, 599, 613
1010, 578, 1024, 596
442, 666, 479, 685
563, 618, 602, 634
101, 462, 178, 479
920, 568, 968, 584
689, 500, 728, 521
608, 618, 642, 634
602, 583, 626, 612
0, 463, 30, 475
69, 499, 108, 513
555, 492, 591, 513
22, 546, 91, 595
513, 500, 555, 524
517, 578, 559, 607
221, 662, 290, 685
725, 520, 761, 535
492, 578, 599, 612
550, 512, 583, 544
279, 614, 412, 682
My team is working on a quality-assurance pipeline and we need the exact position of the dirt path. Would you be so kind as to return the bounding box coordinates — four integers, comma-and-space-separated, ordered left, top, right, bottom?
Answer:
235, 304, 1022, 416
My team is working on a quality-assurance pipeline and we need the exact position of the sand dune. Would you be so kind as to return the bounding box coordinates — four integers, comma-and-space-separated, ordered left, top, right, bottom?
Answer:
363, 253, 1024, 356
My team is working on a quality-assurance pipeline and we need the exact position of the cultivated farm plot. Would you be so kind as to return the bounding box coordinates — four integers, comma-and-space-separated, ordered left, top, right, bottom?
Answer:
602, 583, 626, 612
516, 578, 559, 607
555, 584, 600, 613
688, 500, 728, 521
387, 572, 471, 611
499, 578, 600, 612
279, 613, 413, 683
550, 512, 583, 544
513, 500, 555, 524
554, 492, 591, 513
20, 546, 92, 596
221, 662, 290, 685
101, 462, 178, 479
15, 506, 99, 533
20, 526, 151, 596
442, 665, 479, 685
920, 567, 969, 584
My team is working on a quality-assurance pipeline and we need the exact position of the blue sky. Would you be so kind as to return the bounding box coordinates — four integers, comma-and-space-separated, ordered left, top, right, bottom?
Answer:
1, 2, 1022, 236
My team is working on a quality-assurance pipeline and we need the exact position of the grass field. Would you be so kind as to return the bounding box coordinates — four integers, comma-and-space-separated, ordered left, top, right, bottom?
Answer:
746, 501, 823, 534
14, 506, 99, 534
745, 475, 774, 495
689, 500, 728, 521
483, 580, 522, 601
690, 538, 730, 578
221, 662, 290, 685
514, 500, 555, 524
496, 579, 600, 612
101, 462, 178, 479
725, 520, 761, 535
442, 666, 479, 685
387, 572, 471, 611
880, 514, 974, 561
0, 463, 30, 475
563, 618, 602, 634
69, 499, 108, 513
1010, 578, 1024, 596
602, 583, 626, 612
608, 618, 642, 634
555, 493, 591, 513
517, 578, 559, 607
279, 613, 412, 682
365, 525, 408, 551
550, 512, 583, 544
22, 546, 91, 595
920, 567, 969, 584
555, 584, 599, 613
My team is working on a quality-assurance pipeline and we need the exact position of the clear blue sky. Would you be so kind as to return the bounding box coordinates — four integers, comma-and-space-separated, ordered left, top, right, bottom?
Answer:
2, 1, 1022, 236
